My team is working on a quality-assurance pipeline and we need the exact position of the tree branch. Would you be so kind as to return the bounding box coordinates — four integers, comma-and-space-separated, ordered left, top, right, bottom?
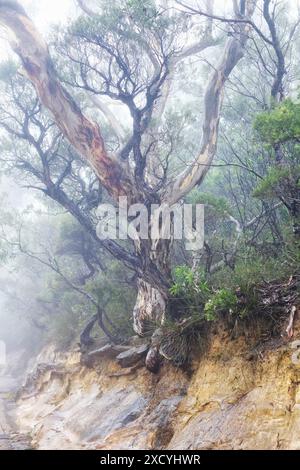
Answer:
144, 32, 219, 187
175, 0, 273, 45
77, 0, 97, 17
0, 0, 134, 201
209, 202, 282, 274
165, 0, 257, 205
87, 94, 126, 142
262, 0, 286, 101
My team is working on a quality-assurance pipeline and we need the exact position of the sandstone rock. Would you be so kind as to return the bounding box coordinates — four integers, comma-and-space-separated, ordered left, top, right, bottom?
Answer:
116, 345, 148, 368
11, 321, 300, 450
81, 344, 129, 367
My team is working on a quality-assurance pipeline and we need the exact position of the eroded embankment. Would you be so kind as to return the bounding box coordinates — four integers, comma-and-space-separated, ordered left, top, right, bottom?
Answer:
11, 320, 300, 450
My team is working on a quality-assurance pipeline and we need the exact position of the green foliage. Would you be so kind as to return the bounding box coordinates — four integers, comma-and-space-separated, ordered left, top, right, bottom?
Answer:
254, 99, 300, 145
253, 99, 300, 226
71, 0, 170, 40
122, 0, 161, 27
170, 266, 238, 323
170, 248, 297, 331
170, 265, 211, 312
253, 166, 300, 199
204, 289, 238, 321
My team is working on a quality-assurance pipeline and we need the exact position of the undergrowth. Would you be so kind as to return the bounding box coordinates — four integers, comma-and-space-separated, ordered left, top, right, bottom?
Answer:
163, 240, 300, 367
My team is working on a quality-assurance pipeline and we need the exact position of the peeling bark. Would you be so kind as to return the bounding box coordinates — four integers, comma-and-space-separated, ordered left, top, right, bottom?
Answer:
0, 0, 259, 353
0, 0, 134, 201
133, 280, 167, 336
133, 234, 171, 337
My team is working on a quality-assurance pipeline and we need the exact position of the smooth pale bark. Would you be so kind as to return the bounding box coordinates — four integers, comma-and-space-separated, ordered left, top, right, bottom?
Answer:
0, 1, 134, 201
165, 0, 257, 205
0, 1, 257, 351
138, 0, 257, 342
88, 94, 127, 143
144, 27, 219, 188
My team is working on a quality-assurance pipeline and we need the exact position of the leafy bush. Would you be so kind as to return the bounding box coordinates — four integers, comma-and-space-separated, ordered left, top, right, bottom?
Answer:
254, 99, 300, 145
170, 265, 211, 314
186, 190, 231, 218
253, 166, 300, 199
170, 266, 238, 322
204, 289, 238, 321
253, 99, 300, 230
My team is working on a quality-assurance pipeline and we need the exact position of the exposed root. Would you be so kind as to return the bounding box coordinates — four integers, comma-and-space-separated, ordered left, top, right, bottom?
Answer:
286, 306, 297, 338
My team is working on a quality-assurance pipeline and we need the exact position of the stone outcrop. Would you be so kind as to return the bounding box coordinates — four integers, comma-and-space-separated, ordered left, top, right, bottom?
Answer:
11, 320, 300, 450
81, 344, 130, 367
116, 345, 149, 368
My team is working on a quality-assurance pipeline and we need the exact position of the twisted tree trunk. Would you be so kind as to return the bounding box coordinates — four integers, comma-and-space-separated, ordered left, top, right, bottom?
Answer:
133, 238, 171, 336
0, 1, 257, 368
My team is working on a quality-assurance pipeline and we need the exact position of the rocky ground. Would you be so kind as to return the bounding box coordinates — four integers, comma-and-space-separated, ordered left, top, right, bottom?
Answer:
0, 374, 31, 450
1, 318, 300, 450
5, 321, 300, 450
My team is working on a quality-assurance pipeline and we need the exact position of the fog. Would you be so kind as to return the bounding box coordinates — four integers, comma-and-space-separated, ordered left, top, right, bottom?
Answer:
0, 0, 299, 373
0, 1, 76, 371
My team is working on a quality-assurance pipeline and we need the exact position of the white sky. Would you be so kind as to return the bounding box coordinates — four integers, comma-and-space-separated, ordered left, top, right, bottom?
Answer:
0, 0, 75, 58
0, 0, 298, 46
22, 0, 74, 30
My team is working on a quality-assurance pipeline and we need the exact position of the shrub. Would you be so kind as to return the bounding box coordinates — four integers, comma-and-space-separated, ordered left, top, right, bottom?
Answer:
204, 289, 238, 321
253, 166, 300, 200
254, 99, 300, 145
170, 265, 211, 315
170, 265, 239, 323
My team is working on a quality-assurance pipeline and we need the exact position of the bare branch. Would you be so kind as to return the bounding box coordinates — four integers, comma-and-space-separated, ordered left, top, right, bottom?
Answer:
77, 0, 97, 17
88, 94, 127, 142
175, 0, 273, 45
262, 0, 286, 101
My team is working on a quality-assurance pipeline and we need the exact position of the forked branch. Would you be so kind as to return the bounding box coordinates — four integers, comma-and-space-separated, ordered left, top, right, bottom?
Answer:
166, 0, 257, 205
0, 0, 133, 201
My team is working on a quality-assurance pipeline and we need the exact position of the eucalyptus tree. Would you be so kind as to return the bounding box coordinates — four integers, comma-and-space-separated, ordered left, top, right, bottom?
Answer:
2, 0, 291, 366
